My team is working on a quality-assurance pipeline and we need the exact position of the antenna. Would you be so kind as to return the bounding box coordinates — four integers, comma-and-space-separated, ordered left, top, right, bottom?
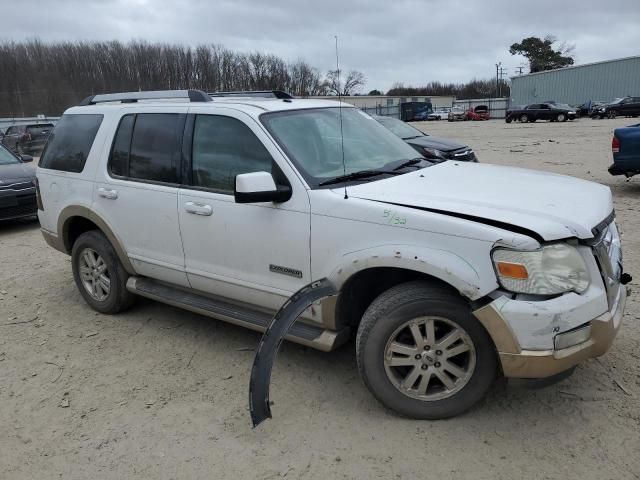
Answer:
335, 35, 348, 200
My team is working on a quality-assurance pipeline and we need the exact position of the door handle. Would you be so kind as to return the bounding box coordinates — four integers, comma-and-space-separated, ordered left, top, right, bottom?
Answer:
98, 187, 118, 200
185, 201, 213, 216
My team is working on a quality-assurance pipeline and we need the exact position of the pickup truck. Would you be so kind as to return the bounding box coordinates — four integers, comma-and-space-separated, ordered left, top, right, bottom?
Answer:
609, 123, 640, 177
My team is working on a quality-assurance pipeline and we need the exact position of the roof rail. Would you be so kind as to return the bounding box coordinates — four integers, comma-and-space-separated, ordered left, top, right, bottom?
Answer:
209, 90, 294, 99
78, 89, 212, 106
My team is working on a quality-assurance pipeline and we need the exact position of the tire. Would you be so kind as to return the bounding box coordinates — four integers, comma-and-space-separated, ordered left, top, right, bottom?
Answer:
356, 281, 498, 419
556, 113, 566, 122
71, 230, 135, 314
505, 116, 512, 124
519, 114, 529, 123
608, 110, 618, 119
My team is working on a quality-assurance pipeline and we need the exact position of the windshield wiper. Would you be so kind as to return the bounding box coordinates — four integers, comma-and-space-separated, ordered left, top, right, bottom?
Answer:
392, 157, 428, 171
318, 169, 401, 186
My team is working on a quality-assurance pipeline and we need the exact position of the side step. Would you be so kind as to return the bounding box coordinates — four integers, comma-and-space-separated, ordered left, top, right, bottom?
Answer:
126, 277, 349, 351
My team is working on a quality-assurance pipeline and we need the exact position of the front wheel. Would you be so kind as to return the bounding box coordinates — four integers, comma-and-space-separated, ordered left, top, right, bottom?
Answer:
356, 281, 498, 419
608, 110, 618, 119
71, 230, 135, 314
519, 113, 529, 123
556, 113, 566, 122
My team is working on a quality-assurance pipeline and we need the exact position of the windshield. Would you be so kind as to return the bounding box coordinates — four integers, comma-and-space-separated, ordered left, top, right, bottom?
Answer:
0, 144, 19, 165
262, 108, 424, 188
374, 116, 426, 139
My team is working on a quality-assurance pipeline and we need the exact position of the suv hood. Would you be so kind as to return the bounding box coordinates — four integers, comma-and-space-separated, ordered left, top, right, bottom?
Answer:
406, 135, 467, 152
346, 162, 612, 241
0, 162, 35, 182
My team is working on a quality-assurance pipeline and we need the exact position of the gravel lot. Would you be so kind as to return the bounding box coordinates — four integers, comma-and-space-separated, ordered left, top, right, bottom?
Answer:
1, 117, 639, 480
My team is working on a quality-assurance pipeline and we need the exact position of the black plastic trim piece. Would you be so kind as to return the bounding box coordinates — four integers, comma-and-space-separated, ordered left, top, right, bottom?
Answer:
249, 278, 337, 428
234, 185, 292, 204
209, 90, 294, 99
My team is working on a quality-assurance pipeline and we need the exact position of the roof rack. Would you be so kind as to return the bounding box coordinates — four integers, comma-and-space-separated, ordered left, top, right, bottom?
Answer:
78, 89, 212, 106
209, 90, 294, 99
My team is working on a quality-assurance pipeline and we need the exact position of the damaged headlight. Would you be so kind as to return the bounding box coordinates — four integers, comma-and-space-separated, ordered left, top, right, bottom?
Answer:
492, 244, 590, 295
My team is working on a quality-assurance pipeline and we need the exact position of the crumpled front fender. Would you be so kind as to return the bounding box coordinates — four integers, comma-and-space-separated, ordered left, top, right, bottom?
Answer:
325, 244, 493, 300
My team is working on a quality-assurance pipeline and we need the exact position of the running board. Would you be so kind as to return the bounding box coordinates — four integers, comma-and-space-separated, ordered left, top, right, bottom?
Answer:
126, 277, 348, 351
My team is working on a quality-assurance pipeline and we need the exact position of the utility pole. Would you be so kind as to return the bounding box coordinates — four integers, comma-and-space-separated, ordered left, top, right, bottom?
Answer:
495, 62, 501, 98
516, 65, 524, 75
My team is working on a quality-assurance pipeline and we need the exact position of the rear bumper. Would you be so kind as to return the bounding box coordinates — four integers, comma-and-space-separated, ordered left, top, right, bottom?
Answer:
474, 285, 626, 379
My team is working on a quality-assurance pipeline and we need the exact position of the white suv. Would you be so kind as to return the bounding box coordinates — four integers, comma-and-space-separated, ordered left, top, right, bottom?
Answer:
37, 90, 628, 419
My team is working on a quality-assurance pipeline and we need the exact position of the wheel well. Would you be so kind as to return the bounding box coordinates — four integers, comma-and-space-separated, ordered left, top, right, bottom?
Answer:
335, 267, 460, 330
63, 216, 100, 252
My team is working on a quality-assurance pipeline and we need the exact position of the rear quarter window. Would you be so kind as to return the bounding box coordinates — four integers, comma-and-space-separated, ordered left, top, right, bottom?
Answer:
40, 114, 103, 173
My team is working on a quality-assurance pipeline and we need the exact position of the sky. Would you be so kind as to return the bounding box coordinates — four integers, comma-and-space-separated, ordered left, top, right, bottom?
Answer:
1, 0, 639, 92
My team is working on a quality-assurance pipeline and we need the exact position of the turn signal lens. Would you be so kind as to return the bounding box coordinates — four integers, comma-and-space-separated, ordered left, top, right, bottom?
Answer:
496, 262, 529, 279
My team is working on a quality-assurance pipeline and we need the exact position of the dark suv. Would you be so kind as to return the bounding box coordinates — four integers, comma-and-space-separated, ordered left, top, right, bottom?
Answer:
1, 123, 54, 156
594, 97, 640, 119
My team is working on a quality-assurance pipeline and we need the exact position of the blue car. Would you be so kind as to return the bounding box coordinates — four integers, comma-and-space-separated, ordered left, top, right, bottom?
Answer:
609, 123, 640, 177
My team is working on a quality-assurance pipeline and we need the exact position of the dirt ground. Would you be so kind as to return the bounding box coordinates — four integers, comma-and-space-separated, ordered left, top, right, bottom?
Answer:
1, 117, 639, 480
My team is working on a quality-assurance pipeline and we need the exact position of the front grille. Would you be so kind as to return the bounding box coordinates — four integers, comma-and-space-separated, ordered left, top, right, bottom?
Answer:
591, 221, 622, 308
447, 148, 476, 162
0, 181, 33, 192
0, 194, 37, 220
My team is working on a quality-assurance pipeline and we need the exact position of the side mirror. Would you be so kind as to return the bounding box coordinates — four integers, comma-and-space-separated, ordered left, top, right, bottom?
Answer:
234, 171, 292, 204
20, 154, 34, 163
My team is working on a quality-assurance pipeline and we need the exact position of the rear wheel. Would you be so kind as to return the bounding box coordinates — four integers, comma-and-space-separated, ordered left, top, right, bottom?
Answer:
71, 230, 135, 314
519, 113, 529, 123
356, 281, 498, 419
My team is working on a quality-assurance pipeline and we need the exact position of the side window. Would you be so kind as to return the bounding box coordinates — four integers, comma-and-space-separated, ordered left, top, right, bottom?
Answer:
540, 104, 549, 109
109, 114, 135, 177
191, 115, 274, 193
109, 113, 184, 184
39, 114, 103, 173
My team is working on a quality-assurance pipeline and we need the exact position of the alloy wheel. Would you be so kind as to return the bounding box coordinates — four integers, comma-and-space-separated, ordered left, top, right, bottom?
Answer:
383, 316, 476, 401
78, 248, 111, 301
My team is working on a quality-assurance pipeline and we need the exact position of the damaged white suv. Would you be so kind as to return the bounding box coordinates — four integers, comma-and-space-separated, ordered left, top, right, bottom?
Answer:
37, 90, 628, 419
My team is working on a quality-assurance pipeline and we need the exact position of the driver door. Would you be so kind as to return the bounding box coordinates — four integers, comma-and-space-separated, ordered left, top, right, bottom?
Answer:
177, 108, 311, 311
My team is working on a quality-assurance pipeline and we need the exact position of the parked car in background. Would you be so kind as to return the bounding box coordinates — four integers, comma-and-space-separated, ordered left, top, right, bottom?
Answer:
447, 107, 467, 121
413, 109, 431, 121
373, 115, 478, 162
1, 123, 54, 156
609, 123, 640, 177
593, 97, 640, 119
576, 100, 606, 117
505, 103, 576, 123
466, 105, 490, 121
426, 107, 450, 121
0, 142, 37, 222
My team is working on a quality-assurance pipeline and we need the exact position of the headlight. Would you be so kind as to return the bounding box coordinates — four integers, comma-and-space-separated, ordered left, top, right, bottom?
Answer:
492, 244, 589, 295
568, 111, 576, 115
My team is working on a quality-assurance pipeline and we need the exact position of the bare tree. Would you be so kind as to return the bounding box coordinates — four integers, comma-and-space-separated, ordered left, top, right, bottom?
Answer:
0, 40, 349, 117
324, 69, 366, 96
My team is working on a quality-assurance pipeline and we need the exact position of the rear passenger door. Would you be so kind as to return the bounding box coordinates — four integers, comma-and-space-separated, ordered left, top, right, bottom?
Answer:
177, 107, 311, 311
92, 108, 190, 287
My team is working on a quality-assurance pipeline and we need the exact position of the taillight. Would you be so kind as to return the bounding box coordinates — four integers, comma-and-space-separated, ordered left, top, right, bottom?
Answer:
34, 177, 44, 211
612, 136, 620, 154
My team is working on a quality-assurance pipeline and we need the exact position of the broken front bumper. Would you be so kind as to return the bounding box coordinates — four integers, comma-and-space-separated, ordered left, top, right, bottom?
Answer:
474, 284, 626, 379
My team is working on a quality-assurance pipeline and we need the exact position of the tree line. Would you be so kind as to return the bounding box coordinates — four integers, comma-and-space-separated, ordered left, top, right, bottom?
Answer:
385, 79, 510, 99
0, 39, 366, 117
